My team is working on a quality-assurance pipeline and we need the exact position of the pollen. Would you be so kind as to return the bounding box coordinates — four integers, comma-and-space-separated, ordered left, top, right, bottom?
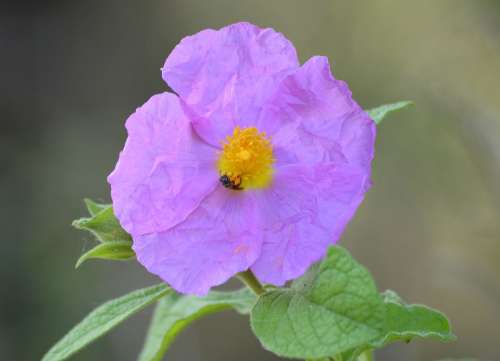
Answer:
218, 126, 274, 190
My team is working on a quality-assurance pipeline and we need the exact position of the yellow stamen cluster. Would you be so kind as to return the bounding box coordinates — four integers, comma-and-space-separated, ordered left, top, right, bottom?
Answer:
218, 126, 274, 190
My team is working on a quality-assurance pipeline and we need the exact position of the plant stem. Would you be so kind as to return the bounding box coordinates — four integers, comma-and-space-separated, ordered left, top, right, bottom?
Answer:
237, 270, 265, 296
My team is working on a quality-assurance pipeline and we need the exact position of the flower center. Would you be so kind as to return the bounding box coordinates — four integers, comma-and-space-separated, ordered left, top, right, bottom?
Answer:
217, 126, 274, 190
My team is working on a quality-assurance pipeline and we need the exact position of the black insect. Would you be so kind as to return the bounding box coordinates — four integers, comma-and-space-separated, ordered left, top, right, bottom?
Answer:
219, 175, 243, 190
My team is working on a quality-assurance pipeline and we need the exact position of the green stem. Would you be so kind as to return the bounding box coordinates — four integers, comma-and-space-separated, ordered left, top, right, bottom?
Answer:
237, 270, 265, 296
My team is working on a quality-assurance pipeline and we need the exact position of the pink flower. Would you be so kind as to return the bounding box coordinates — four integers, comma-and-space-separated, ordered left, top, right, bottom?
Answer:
108, 22, 375, 295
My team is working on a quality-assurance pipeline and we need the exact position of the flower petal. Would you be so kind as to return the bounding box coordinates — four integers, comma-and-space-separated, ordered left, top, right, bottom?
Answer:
133, 187, 262, 295
251, 163, 370, 286
162, 22, 299, 147
108, 92, 218, 236
259, 56, 376, 169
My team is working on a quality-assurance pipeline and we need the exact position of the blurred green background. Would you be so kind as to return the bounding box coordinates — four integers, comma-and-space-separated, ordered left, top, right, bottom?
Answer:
2, 1, 499, 360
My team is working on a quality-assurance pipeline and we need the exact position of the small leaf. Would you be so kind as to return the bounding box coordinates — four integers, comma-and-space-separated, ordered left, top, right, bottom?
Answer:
370, 290, 456, 348
250, 246, 384, 359
343, 290, 456, 360
138, 288, 256, 361
73, 206, 131, 243
83, 198, 110, 216
75, 240, 135, 268
367, 101, 413, 125
42, 284, 171, 361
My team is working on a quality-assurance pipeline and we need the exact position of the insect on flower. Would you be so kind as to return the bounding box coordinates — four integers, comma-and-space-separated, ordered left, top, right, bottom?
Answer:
219, 174, 243, 190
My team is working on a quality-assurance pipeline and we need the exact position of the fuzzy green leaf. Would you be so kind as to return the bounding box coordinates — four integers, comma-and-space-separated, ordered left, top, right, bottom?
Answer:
343, 290, 456, 360
75, 240, 135, 268
367, 101, 413, 125
83, 198, 110, 216
250, 246, 384, 359
372, 290, 456, 347
42, 284, 171, 361
73, 205, 131, 243
138, 288, 256, 361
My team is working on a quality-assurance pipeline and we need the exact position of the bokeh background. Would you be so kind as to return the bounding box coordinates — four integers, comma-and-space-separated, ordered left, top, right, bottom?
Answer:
2, 1, 499, 360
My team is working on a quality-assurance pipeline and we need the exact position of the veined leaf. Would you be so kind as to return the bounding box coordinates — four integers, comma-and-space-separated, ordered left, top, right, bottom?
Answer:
138, 288, 256, 361
372, 290, 456, 347
343, 290, 455, 360
367, 101, 413, 125
251, 246, 455, 360
75, 240, 135, 268
250, 246, 384, 359
42, 284, 171, 361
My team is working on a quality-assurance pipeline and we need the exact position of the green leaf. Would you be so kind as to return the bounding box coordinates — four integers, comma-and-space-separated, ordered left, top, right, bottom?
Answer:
83, 198, 110, 216
73, 205, 131, 243
42, 284, 171, 361
250, 246, 385, 359
138, 288, 256, 361
371, 290, 456, 347
75, 240, 135, 268
251, 247, 455, 360
367, 101, 413, 125
343, 290, 456, 360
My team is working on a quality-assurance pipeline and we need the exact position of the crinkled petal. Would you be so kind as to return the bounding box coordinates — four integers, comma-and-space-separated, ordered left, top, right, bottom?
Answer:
251, 163, 370, 286
162, 22, 299, 147
108, 92, 218, 236
259, 56, 376, 169
133, 187, 262, 295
